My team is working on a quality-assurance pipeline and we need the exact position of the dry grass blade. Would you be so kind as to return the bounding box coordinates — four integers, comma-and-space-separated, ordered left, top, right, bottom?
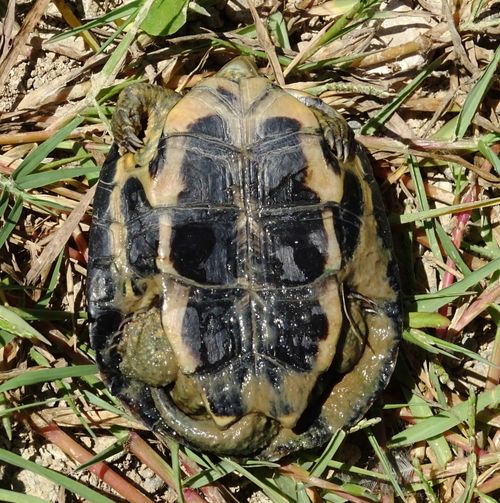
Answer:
52, 0, 100, 53
441, 0, 476, 75
247, 0, 285, 85
0, 125, 106, 147
47, 0, 157, 131
26, 185, 95, 285
0, 0, 16, 64
31, 406, 145, 430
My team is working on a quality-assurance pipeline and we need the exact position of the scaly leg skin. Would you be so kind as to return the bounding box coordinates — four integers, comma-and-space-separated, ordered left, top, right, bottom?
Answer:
112, 83, 181, 167
286, 90, 355, 162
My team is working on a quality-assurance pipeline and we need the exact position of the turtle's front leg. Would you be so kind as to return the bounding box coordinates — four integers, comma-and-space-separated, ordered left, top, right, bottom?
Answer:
286, 90, 355, 162
112, 83, 181, 166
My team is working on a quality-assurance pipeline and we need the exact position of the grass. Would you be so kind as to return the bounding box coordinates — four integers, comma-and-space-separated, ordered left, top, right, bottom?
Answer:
0, 0, 499, 502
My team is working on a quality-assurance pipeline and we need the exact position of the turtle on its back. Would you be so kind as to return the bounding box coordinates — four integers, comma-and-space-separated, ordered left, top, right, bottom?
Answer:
87, 57, 401, 460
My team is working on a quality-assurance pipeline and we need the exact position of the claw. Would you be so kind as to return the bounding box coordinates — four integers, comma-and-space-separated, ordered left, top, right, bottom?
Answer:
335, 138, 345, 163
111, 83, 181, 158
127, 131, 144, 149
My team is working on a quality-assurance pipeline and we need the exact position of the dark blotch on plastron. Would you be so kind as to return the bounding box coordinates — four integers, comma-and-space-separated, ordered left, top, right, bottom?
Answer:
266, 166, 320, 206
332, 172, 363, 265
188, 115, 228, 141
177, 147, 234, 205
149, 133, 167, 178
253, 116, 321, 206
170, 210, 238, 285
184, 288, 246, 417
257, 294, 328, 371
121, 383, 161, 429
387, 259, 400, 294
121, 177, 159, 276
215, 86, 238, 107
382, 300, 403, 331
183, 289, 242, 373
260, 116, 301, 137
256, 142, 320, 206
202, 366, 246, 417
261, 212, 327, 286
131, 277, 146, 296
171, 224, 216, 283
91, 186, 113, 223
293, 360, 343, 433
357, 145, 395, 253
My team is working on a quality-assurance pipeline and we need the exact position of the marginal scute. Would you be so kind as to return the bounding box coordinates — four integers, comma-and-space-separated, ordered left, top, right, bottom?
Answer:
88, 56, 401, 460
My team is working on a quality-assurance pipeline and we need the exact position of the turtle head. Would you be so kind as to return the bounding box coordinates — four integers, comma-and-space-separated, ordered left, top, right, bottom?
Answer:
217, 56, 259, 81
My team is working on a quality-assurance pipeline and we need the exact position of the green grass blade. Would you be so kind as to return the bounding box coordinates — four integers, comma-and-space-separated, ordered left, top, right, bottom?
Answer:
310, 429, 346, 477
0, 489, 49, 503
455, 46, 500, 139
408, 156, 443, 264
389, 386, 500, 447
434, 222, 471, 276
16, 166, 99, 190
222, 458, 292, 503
141, 0, 189, 36
185, 458, 238, 488
48, 1, 140, 43
12, 116, 83, 181
478, 139, 500, 175
0, 365, 97, 394
408, 312, 450, 329
268, 11, 291, 50
0, 305, 50, 344
0, 392, 12, 440
170, 441, 185, 503
0, 188, 9, 218
398, 197, 500, 224
0, 196, 23, 249
361, 55, 444, 135
82, 390, 130, 419
305, 0, 381, 62
415, 257, 500, 312
407, 329, 496, 366
366, 428, 406, 500
76, 434, 128, 471
0, 449, 114, 503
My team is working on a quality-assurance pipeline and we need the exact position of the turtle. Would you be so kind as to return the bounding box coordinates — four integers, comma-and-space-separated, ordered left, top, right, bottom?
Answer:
87, 56, 401, 460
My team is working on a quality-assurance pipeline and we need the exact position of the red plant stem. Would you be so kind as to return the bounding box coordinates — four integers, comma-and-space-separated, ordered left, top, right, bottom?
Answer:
437, 182, 478, 337
128, 432, 208, 503
36, 423, 155, 503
